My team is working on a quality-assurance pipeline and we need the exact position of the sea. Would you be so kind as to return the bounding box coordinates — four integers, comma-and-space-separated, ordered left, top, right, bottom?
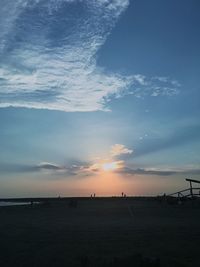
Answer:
0, 201, 38, 207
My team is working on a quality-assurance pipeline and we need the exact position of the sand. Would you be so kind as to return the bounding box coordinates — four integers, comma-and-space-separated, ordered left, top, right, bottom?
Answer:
0, 197, 199, 267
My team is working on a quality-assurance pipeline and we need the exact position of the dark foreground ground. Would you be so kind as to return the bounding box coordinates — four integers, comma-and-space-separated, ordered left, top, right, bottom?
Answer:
0, 197, 200, 267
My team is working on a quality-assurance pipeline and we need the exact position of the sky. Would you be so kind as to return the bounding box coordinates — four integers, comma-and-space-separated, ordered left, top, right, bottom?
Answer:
0, 0, 200, 197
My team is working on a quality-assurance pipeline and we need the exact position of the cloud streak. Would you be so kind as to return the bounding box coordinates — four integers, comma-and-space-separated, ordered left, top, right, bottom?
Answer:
133, 124, 200, 158
110, 144, 133, 157
1, 161, 200, 180
0, 161, 87, 176
0, 0, 180, 112
117, 167, 200, 177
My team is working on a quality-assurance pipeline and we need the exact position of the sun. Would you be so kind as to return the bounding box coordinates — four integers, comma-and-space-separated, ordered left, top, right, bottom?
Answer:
102, 162, 119, 171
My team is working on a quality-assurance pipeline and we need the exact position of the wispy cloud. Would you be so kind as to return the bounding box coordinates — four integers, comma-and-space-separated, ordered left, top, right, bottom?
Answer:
110, 144, 133, 157
85, 144, 132, 172
0, 143, 133, 176
36, 162, 64, 171
0, 0, 180, 112
128, 75, 180, 98
133, 124, 200, 158
117, 166, 200, 177
35, 161, 91, 176
1, 160, 200, 180
0, 161, 87, 176
117, 167, 177, 176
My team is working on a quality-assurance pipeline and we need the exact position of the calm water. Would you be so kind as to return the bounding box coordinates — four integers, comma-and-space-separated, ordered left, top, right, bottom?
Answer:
0, 201, 38, 207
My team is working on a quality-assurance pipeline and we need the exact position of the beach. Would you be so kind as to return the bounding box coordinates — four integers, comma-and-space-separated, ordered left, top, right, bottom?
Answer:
0, 197, 199, 267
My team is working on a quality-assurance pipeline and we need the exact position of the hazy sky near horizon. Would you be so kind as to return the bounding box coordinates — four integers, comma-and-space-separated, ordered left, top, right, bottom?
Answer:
0, 0, 200, 197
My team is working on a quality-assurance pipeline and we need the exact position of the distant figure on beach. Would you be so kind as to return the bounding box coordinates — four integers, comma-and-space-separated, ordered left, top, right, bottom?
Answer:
122, 192, 124, 197
93, 193, 96, 198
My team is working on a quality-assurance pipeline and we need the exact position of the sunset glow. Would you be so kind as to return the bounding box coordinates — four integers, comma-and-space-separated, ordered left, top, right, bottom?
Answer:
102, 162, 120, 171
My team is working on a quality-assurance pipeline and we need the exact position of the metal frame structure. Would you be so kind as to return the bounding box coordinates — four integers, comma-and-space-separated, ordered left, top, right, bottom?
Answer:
168, 178, 200, 198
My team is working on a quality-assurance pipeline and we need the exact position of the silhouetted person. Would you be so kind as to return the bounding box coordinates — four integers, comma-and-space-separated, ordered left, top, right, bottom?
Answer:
122, 192, 124, 197
163, 193, 166, 201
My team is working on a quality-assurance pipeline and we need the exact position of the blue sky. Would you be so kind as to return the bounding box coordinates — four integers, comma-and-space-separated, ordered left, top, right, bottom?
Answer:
0, 0, 200, 197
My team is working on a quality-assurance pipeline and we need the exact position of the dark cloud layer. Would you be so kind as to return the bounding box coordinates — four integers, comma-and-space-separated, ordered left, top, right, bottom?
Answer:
117, 167, 200, 177
0, 162, 76, 175
1, 161, 200, 180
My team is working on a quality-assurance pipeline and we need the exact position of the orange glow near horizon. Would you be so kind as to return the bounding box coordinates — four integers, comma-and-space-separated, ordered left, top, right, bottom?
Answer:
7, 171, 179, 198
70, 159, 128, 195
102, 161, 119, 171
78, 172, 127, 196
8, 153, 180, 197
89, 160, 124, 172
53, 172, 172, 197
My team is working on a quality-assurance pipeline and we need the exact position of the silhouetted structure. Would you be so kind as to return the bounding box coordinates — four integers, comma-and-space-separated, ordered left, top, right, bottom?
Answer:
186, 178, 200, 197
168, 178, 200, 199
